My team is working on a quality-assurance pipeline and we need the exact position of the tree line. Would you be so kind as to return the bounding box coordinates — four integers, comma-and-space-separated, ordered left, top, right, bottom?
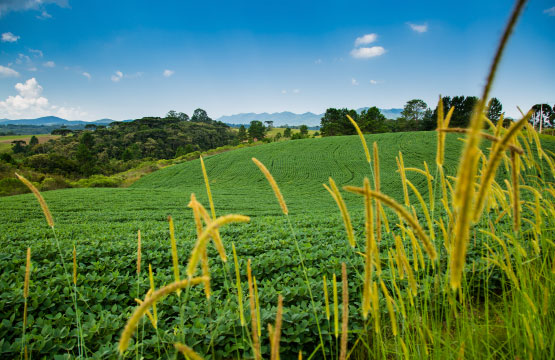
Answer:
320, 97, 554, 136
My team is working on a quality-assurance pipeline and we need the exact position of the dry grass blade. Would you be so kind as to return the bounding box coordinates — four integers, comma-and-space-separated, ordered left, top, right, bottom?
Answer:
15, 173, 54, 228
119, 276, 208, 353
450, 0, 528, 290
324, 178, 355, 247
510, 151, 521, 232
136, 230, 141, 275
247, 259, 261, 360
200, 155, 217, 220
362, 178, 374, 319
396, 152, 410, 207
373, 142, 382, 243
473, 112, 532, 221
346, 114, 371, 164
252, 157, 288, 215
24, 247, 31, 298
148, 264, 158, 327
344, 186, 437, 260
340, 263, 349, 360
186, 214, 250, 277
271, 294, 284, 360
174, 342, 204, 360
188, 194, 226, 262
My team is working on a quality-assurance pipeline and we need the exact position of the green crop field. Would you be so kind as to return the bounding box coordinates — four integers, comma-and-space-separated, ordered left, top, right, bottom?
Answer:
1, 131, 554, 359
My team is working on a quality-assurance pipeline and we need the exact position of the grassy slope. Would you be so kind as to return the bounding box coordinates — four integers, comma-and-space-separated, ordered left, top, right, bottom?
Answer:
1, 131, 554, 358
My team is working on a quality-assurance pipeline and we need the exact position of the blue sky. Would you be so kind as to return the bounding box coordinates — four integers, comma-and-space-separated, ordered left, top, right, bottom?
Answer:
0, 0, 554, 121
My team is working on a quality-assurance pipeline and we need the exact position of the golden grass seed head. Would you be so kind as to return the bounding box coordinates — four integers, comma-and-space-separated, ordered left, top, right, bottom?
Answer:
252, 157, 288, 215
346, 114, 371, 164
24, 247, 31, 298
174, 343, 204, 360
15, 173, 54, 228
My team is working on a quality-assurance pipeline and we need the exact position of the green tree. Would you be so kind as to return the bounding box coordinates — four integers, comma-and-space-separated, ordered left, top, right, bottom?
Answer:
299, 125, 308, 137
238, 125, 247, 141
248, 120, 266, 140
29, 135, 39, 146
283, 127, 292, 138
166, 110, 178, 119
359, 107, 387, 133
401, 99, 428, 124
320, 108, 359, 136
274, 132, 282, 141
11, 140, 26, 154
177, 112, 189, 122
191, 108, 212, 123
432, 96, 478, 128
487, 98, 503, 123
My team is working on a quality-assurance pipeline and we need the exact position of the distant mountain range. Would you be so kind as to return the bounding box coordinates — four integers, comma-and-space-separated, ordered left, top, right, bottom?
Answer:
0, 116, 118, 126
1, 108, 404, 128
216, 108, 403, 127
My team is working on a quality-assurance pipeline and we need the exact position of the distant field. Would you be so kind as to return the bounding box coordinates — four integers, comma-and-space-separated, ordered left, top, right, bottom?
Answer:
0, 134, 60, 153
231, 127, 318, 138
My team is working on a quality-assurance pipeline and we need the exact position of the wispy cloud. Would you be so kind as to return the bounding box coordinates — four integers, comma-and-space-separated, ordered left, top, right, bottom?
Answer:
16, 54, 31, 65
82, 72, 91, 80
1, 32, 19, 42
281, 90, 287, 94
544, 6, 555, 16
407, 22, 428, 33
350, 46, 386, 59
0, 0, 68, 18
163, 69, 174, 77
354, 33, 377, 46
293, 89, 300, 94
370, 79, 378, 85
29, 49, 43, 57
111, 70, 123, 82
351, 78, 359, 86
314, 58, 322, 64
0, 65, 20, 77
43, 61, 55, 68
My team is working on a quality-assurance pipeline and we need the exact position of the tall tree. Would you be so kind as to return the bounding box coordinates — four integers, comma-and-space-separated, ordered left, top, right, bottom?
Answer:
238, 125, 247, 141
177, 112, 190, 122
486, 98, 503, 123
320, 108, 359, 136
401, 99, 428, 123
432, 96, 478, 128
191, 108, 212, 123
283, 127, 292, 138
248, 120, 266, 140
359, 107, 387, 133
299, 125, 308, 136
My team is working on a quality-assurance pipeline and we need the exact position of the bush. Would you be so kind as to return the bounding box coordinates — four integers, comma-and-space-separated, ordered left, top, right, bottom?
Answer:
72, 175, 122, 188
40, 176, 72, 191
0, 177, 30, 196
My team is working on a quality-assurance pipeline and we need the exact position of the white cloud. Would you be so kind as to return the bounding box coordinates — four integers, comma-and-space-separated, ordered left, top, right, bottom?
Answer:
163, 69, 174, 77
351, 78, 359, 86
29, 49, 43, 57
544, 6, 555, 16
0, 77, 87, 119
37, 10, 52, 19
354, 33, 377, 46
111, 70, 123, 82
0, 65, 20, 77
82, 72, 91, 80
408, 23, 428, 33
281, 90, 287, 94
16, 54, 31, 65
0, 0, 68, 18
43, 61, 55, 68
2, 32, 19, 42
314, 59, 322, 64
28, 67, 37, 72
350, 46, 386, 59
370, 79, 378, 85
293, 89, 300, 94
